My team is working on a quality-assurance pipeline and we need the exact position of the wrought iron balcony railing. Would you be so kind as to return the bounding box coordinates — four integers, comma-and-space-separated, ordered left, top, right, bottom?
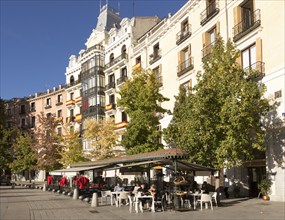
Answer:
177, 57, 194, 77
201, 41, 216, 59
233, 9, 261, 42
105, 53, 128, 70
149, 49, 162, 65
200, 1, 219, 26
244, 61, 265, 80
176, 25, 192, 45
117, 75, 127, 85
105, 82, 116, 91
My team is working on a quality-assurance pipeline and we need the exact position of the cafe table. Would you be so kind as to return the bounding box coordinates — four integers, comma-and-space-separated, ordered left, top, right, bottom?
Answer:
111, 191, 123, 207
135, 195, 155, 213
188, 192, 202, 210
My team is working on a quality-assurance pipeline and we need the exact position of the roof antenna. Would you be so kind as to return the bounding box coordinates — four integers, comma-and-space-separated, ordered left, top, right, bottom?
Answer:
99, 0, 101, 10
118, 2, 120, 16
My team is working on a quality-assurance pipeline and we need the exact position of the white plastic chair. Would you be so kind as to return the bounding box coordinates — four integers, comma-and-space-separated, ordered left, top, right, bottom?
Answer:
118, 191, 130, 207
196, 194, 213, 211
101, 190, 111, 205
209, 192, 218, 207
128, 195, 140, 213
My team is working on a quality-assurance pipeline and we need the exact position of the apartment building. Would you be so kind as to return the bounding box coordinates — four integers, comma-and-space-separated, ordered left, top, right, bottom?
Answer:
65, 55, 82, 134
104, 16, 161, 151
129, 0, 284, 201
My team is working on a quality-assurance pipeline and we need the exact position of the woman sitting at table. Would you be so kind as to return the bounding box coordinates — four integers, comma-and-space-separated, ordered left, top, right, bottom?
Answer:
137, 183, 151, 208
114, 182, 124, 192
149, 184, 157, 199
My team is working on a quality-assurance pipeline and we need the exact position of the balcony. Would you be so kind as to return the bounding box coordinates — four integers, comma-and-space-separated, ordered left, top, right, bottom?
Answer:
75, 96, 82, 103
233, 9, 261, 42
66, 99, 75, 107
106, 82, 115, 90
105, 103, 116, 111
244, 61, 265, 80
55, 117, 63, 123
117, 75, 127, 85
66, 79, 80, 88
56, 101, 63, 106
132, 63, 141, 71
116, 121, 128, 130
66, 116, 75, 123
105, 103, 116, 115
149, 49, 162, 65
75, 114, 82, 123
105, 53, 128, 70
19, 110, 26, 115
82, 105, 105, 118
201, 41, 216, 60
200, 1, 219, 26
30, 107, 36, 112
177, 57, 194, 77
45, 104, 52, 109
176, 25, 192, 45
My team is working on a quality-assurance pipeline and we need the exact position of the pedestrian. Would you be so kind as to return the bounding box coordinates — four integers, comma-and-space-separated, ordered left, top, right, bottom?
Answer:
224, 175, 229, 198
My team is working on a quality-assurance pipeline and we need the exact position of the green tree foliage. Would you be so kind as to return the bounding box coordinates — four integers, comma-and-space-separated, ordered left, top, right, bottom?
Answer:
0, 99, 13, 174
164, 36, 270, 168
60, 127, 89, 167
84, 117, 120, 160
9, 130, 37, 180
117, 68, 169, 154
33, 112, 63, 171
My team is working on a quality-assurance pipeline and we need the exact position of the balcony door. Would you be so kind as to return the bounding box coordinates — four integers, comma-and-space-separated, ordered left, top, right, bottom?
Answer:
242, 44, 256, 69
241, 0, 254, 31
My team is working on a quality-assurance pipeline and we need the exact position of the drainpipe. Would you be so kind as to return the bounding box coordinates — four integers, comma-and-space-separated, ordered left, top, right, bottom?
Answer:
225, 0, 229, 40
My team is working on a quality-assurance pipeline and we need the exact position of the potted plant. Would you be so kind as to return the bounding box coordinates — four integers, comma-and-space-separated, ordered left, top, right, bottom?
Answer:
258, 179, 272, 200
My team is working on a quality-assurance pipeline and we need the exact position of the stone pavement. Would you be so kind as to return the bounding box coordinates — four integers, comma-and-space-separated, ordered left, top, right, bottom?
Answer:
0, 185, 284, 220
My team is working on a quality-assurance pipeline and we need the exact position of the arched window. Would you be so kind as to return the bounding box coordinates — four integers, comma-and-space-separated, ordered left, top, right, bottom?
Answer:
110, 53, 114, 64
121, 45, 126, 57
70, 75, 75, 85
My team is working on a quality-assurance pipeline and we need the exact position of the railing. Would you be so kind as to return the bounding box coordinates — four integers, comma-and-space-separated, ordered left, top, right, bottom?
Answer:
105, 82, 115, 91
115, 121, 128, 129
117, 75, 127, 85
149, 49, 162, 65
56, 101, 63, 106
105, 53, 128, 69
45, 104, 52, 109
66, 79, 80, 88
233, 9, 261, 42
83, 105, 105, 116
19, 110, 26, 114
176, 24, 192, 45
200, 1, 219, 26
244, 61, 265, 80
177, 57, 194, 77
30, 107, 36, 112
66, 100, 75, 106
201, 41, 216, 59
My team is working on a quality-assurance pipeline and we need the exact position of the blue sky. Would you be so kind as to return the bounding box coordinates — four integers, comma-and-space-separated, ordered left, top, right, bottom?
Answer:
0, 0, 187, 100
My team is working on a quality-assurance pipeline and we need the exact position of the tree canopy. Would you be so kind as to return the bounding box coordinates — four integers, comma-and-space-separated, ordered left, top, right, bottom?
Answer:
60, 127, 89, 167
83, 117, 120, 160
117, 68, 169, 154
164, 36, 270, 168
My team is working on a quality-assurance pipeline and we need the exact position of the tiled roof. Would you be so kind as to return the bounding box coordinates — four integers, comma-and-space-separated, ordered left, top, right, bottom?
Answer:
70, 148, 188, 168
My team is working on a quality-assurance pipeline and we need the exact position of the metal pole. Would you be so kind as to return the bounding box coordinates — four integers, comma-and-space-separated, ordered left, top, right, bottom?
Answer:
173, 158, 179, 209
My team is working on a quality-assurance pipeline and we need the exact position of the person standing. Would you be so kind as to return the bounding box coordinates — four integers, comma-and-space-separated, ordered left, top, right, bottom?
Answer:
224, 175, 229, 198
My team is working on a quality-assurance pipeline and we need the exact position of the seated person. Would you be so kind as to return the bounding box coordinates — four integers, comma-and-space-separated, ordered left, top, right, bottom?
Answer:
132, 182, 141, 195
149, 184, 157, 199
114, 182, 124, 192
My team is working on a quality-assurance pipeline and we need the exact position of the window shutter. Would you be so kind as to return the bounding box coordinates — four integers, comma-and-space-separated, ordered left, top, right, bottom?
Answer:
256, 38, 262, 62
216, 21, 220, 35
233, 6, 241, 26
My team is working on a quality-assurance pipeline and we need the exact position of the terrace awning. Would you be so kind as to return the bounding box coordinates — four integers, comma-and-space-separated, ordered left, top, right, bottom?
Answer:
49, 165, 108, 177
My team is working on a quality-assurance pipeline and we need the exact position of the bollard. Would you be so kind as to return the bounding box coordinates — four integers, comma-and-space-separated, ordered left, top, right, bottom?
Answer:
73, 188, 79, 200
32, 182, 35, 189
91, 192, 98, 207
11, 183, 15, 189
43, 183, 47, 191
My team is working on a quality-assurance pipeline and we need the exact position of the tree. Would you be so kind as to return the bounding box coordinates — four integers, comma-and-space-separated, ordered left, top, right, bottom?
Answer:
0, 99, 13, 174
33, 112, 63, 171
83, 117, 120, 160
60, 127, 89, 167
9, 130, 37, 181
164, 36, 270, 168
117, 68, 169, 154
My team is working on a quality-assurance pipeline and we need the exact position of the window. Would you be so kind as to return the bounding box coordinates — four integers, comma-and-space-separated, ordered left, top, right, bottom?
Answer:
122, 111, 127, 122
178, 45, 193, 76
181, 80, 192, 94
57, 127, 62, 135
121, 45, 126, 56
57, 109, 62, 117
20, 105, 25, 114
135, 56, 141, 64
109, 94, 115, 104
46, 113, 51, 118
242, 44, 256, 69
202, 24, 218, 58
200, 0, 219, 25
233, 0, 261, 41
30, 102, 35, 111
57, 94, 63, 104
31, 116, 36, 128
70, 92, 74, 100
7, 108, 12, 116
70, 75, 75, 85
274, 90, 282, 99
110, 53, 114, 64
46, 98, 51, 107
21, 118, 25, 128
